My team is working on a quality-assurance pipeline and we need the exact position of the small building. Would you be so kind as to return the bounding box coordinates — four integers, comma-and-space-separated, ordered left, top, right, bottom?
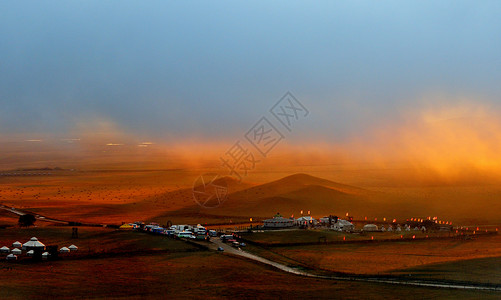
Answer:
59, 247, 70, 253
11, 248, 22, 255
68, 245, 78, 251
264, 213, 294, 228
27, 250, 34, 257
12, 241, 22, 248
0, 246, 9, 253
42, 252, 50, 260
363, 224, 378, 232
6, 254, 17, 261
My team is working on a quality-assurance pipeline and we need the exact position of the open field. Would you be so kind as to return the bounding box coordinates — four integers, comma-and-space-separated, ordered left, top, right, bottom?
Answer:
242, 231, 501, 280
391, 256, 501, 284
1, 170, 500, 298
1, 236, 499, 299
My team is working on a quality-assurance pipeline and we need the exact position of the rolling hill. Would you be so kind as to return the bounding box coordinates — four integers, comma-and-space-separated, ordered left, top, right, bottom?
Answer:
155, 173, 378, 221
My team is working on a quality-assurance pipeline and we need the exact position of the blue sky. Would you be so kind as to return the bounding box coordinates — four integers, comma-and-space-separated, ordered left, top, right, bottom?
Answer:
1, 1, 500, 144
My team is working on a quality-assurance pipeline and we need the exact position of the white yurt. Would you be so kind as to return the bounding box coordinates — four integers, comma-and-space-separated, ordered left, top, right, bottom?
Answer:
11, 248, 22, 255
6, 254, 17, 261
363, 224, 379, 232
0, 246, 10, 253
42, 252, 50, 260
59, 247, 70, 253
27, 250, 34, 257
68, 245, 78, 251
23, 237, 46, 251
12, 241, 22, 248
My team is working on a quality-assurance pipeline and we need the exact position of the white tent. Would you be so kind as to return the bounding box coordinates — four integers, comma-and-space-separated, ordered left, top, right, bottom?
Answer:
59, 247, 70, 253
6, 254, 17, 261
27, 250, 34, 257
22, 237, 46, 250
331, 219, 355, 232
295, 216, 317, 226
363, 224, 378, 232
68, 245, 78, 251
11, 248, 22, 255
0, 246, 9, 253
12, 241, 22, 248
42, 252, 50, 260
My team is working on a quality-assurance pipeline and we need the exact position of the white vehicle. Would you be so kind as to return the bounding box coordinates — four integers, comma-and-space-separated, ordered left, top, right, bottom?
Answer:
193, 225, 207, 235
177, 231, 195, 239
170, 225, 193, 232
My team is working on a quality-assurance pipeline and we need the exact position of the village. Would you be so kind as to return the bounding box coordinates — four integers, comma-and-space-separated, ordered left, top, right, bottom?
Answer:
3, 206, 496, 264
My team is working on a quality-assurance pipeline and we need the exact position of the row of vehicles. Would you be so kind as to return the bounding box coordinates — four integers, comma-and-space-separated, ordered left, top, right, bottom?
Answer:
167, 224, 219, 240
137, 223, 213, 240
137, 222, 247, 250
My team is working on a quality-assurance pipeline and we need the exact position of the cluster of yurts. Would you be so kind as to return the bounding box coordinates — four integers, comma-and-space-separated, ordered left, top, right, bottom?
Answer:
1, 237, 78, 261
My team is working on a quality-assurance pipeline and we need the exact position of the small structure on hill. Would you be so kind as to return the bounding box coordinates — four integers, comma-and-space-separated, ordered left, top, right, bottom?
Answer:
12, 241, 22, 248
27, 250, 34, 257
42, 252, 50, 260
6, 254, 17, 261
264, 213, 294, 228
0, 246, 9, 253
11, 248, 22, 255
59, 247, 70, 253
68, 245, 78, 251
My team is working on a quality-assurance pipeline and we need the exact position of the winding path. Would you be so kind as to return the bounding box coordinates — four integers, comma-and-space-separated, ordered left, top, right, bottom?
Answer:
209, 238, 501, 292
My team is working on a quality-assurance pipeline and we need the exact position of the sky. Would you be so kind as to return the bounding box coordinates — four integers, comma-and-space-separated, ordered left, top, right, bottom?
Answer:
1, 1, 501, 174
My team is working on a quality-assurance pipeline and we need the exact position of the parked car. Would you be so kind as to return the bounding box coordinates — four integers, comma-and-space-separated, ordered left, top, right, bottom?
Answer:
177, 231, 195, 239
217, 247, 224, 252
239, 242, 246, 247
